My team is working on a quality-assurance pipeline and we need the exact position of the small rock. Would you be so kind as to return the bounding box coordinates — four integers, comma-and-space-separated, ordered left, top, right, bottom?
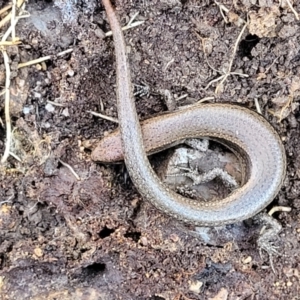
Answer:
45, 103, 55, 112
140, 236, 148, 246
67, 69, 74, 77
208, 288, 228, 300
34, 247, 43, 257
242, 256, 252, 264
23, 105, 33, 114
62, 107, 69, 117
95, 28, 106, 39
31, 38, 39, 45
189, 280, 203, 294
33, 92, 42, 99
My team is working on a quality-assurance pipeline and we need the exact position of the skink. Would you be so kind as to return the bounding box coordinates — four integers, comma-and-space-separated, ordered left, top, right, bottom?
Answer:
99, 0, 286, 226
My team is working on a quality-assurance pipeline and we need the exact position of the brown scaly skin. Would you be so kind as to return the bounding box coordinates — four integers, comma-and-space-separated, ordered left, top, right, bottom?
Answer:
100, 0, 286, 226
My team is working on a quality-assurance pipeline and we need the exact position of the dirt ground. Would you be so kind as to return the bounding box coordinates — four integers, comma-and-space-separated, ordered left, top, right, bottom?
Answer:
0, 0, 300, 299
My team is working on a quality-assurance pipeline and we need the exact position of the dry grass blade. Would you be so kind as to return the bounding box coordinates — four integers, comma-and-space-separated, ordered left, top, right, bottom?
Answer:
105, 21, 144, 37
0, 0, 24, 29
59, 160, 81, 181
18, 48, 73, 69
215, 21, 248, 94
87, 110, 119, 123
0, 40, 20, 46
11, 0, 17, 40
1, 0, 27, 163
1, 49, 11, 163
0, 4, 12, 17
285, 0, 299, 20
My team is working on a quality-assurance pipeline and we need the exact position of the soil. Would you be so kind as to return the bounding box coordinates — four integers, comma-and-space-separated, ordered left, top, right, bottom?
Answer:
0, 0, 300, 299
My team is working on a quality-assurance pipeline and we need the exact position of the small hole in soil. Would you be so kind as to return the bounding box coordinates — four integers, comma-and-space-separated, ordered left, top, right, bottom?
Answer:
85, 262, 106, 276
83, 148, 92, 155
0, 254, 4, 269
295, 110, 300, 120
124, 231, 141, 242
0, 244, 12, 270
239, 34, 260, 59
159, 139, 244, 202
98, 226, 114, 238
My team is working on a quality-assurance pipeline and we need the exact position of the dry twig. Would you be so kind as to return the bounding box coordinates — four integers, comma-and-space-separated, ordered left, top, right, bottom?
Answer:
18, 48, 73, 69
87, 110, 119, 123
284, 0, 299, 20
1, 50, 11, 163
46, 100, 66, 107
1, 0, 27, 163
260, 206, 291, 236
268, 206, 292, 216
214, 0, 229, 23
214, 22, 248, 94
254, 98, 262, 114
9, 151, 21, 162
204, 22, 248, 93
0, 0, 24, 28
59, 159, 81, 181
105, 12, 144, 37
0, 40, 20, 46
11, 0, 16, 40
0, 4, 12, 17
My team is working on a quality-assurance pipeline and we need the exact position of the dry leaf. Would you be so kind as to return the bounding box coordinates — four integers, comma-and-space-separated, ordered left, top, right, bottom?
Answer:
248, 6, 280, 38
290, 76, 300, 94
